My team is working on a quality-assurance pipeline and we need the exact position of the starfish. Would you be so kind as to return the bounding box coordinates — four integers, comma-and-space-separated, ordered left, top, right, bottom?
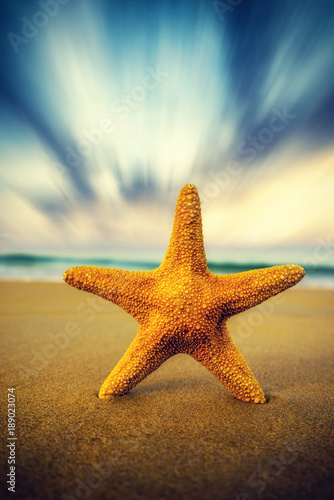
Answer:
64, 184, 305, 404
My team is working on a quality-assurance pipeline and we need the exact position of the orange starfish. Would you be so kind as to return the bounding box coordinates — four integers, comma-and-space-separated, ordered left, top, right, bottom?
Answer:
63, 184, 305, 403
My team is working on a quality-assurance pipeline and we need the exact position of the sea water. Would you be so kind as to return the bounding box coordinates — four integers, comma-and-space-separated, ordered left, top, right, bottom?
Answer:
0, 247, 333, 288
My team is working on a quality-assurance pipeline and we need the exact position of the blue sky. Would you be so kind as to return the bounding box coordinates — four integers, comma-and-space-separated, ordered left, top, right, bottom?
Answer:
0, 0, 334, 256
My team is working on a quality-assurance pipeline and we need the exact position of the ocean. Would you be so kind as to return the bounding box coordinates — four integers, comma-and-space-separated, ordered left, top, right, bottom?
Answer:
0, 248, 333, 288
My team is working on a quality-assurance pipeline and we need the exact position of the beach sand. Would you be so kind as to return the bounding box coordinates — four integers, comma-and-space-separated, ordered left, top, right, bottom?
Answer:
0, 281, 333, 500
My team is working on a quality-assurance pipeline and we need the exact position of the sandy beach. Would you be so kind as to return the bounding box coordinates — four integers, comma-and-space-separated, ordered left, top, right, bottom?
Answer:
0, 281, 333, 500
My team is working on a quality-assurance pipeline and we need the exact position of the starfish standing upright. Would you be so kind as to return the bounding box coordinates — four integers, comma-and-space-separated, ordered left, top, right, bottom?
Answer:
64, 184, 305, 404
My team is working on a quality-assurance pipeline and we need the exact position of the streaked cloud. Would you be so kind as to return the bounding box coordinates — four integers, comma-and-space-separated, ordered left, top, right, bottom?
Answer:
0, 0, 333, 254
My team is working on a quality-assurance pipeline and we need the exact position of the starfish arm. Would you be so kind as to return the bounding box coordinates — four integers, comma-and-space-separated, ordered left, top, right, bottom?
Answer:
217, 264, 305, 316
189, 324, 266, 404
161, 184, 208, 273
98, 327, 173, 399
63, 266, 155, 321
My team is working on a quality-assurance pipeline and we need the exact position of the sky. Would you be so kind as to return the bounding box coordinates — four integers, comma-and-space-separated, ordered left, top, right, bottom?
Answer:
0, 0, 334, 258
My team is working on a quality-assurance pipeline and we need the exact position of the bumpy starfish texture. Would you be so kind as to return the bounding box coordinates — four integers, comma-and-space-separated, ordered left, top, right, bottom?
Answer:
64, 184, 305, 404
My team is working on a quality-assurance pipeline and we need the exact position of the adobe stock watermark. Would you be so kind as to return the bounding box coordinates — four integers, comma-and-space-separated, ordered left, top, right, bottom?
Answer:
199, 106, 296, 207
236, 442, 299, 499
199, 161, 241, 209
301, 235, 334, 271
62, 461, 113, 500
233, 293, 286, 345
7, 0, 71, 54
213, 0, 245, 22
16, 295, 104, 380
292, 233, 334, 292
52, 65, 169, 178
237, 106, 296, 162
52, 118, 115, 178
